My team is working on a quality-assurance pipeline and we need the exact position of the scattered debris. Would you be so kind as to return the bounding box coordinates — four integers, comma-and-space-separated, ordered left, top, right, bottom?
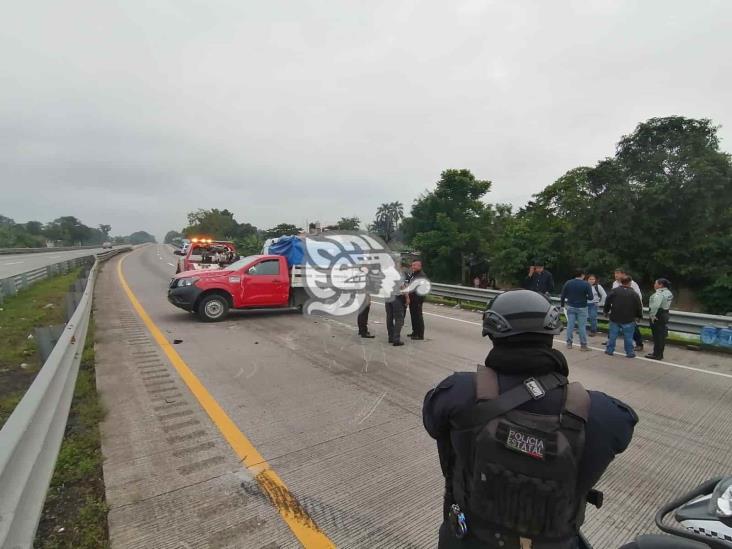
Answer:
173, 339, 183, 344
27, 333, 34, 340
57, 527, 65, 533
43, 303, 55, 309
254, 341, 259, 344
20, 363, 29, 369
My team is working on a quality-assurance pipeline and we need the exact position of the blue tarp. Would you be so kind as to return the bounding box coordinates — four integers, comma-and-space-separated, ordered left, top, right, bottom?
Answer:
267, 236, 304, 268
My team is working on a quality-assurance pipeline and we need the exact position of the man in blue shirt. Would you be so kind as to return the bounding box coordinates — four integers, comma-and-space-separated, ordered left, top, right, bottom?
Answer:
560, 268, 594, 351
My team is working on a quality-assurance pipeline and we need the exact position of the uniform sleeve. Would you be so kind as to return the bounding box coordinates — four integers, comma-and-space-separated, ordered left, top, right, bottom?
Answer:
578, 391, 639, 493
522, 276, 532, 290
648, 292, 660, 318
422, 374, 458, 439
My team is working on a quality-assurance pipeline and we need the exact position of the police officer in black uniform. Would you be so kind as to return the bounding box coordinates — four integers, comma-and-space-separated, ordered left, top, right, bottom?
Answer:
423, 290, 638, 548
407, 260, 428, 340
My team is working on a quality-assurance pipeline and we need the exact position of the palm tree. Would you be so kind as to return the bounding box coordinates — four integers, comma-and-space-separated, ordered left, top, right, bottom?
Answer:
373, 201, 404, 242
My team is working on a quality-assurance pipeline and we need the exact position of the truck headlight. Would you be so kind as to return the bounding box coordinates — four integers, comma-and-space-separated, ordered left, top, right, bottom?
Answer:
178, 277, 199, 287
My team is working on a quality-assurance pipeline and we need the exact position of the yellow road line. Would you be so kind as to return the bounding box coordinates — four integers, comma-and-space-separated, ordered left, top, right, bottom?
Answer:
117, 253, 335, 548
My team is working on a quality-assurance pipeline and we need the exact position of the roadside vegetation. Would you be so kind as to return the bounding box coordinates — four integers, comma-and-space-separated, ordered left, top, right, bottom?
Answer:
0, 269, 81, 428
0, 215, 155, 248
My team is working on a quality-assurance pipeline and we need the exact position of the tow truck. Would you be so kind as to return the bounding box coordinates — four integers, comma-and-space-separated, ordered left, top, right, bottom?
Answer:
175, 238, 238, 274
168, 254, 308, 321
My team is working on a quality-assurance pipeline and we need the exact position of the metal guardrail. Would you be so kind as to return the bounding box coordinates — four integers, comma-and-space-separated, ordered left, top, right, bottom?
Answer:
0, 245, 103, 256
429, 283, 732, 336
0, 247, 130, 548
0, 248, 124, 304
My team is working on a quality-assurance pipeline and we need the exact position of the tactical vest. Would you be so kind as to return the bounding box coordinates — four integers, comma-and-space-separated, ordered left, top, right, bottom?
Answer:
451, 367, 590, 548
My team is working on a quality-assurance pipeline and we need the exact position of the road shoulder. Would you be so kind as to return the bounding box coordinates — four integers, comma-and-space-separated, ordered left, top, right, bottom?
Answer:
94, 255, 298, 548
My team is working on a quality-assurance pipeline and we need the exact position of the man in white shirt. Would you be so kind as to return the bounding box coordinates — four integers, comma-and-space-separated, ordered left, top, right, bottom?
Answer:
612, 268, 644, 351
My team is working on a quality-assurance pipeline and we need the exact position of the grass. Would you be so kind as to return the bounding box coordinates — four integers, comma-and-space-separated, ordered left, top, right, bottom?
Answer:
0, 269, 81, 428
35, 316, 110, 548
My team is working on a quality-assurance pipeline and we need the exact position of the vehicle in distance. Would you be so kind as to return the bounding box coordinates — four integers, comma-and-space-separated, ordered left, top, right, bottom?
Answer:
168, 254, 308, 321
176, 239, 237, 274
102, 241, 113, 249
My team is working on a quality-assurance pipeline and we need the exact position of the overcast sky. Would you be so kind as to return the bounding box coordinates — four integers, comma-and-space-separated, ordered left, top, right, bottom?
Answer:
1, 0, 731, 240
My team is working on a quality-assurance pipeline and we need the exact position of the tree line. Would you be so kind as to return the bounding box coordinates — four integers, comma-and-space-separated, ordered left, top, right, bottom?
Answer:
168, 210, 366, 255
0, 215, 156, 247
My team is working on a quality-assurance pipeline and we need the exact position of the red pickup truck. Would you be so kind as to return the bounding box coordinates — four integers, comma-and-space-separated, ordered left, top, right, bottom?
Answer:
168, 254, 307, 321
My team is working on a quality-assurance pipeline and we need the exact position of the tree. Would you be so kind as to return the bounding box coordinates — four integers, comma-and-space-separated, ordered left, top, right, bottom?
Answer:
490, 116, 732, 312
184, 209, 239, 239
0, 216, 45, 247
98, 224, 112, 239
164, 230, 184, 244
262, 223, 302, 240
335, 217, 361, 231
402, 170, 495, 283
128, 231, 156, 244
24, 221, 43, 235
236, 233, 264, 255
370, 202, 404, 242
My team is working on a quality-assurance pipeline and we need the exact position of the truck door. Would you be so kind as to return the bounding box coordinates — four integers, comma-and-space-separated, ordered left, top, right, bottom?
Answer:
240, 258, 289, 307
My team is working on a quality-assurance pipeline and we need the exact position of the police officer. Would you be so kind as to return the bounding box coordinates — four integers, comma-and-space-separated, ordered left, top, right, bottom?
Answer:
357, 294, 375, 338
523, 261, 555, 295
407, 260, 428, 340
422, 290, 638, 548
385, 281, 409, 347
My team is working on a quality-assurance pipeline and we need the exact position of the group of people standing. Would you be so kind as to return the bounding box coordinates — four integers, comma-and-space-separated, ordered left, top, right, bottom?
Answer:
357, 260, 427, 346
554, 266, 673, 359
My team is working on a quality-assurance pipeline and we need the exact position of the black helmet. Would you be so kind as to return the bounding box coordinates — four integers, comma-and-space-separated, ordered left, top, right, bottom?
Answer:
482, 289, 562, 338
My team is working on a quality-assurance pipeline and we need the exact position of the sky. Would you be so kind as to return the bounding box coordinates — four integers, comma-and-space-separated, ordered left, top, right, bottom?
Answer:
1, 0, 731, 241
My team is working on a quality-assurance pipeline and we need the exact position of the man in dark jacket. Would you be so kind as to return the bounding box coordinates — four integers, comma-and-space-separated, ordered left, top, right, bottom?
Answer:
560, 268, 594, 351
523, 261, 555, 295
406, 260, 428, 340
423, 290, 638, 548
604, 275, 643, 358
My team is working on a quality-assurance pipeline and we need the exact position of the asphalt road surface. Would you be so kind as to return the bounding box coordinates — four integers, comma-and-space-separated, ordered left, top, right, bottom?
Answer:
106, 244, 732, 548
0, 247, 113, 278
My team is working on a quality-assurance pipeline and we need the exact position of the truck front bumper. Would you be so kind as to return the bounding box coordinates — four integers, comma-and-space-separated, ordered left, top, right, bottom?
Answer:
167, 285, 203, 311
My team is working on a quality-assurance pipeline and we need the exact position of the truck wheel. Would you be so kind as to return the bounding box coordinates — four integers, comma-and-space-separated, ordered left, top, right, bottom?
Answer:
197, 294, 229, 322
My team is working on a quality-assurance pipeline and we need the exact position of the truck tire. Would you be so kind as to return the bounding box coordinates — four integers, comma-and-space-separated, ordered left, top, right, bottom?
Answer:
197, 294, 229, 322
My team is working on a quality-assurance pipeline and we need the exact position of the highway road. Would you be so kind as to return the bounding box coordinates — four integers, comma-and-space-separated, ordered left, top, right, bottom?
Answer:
98, 244, 732, 548
0, 247, 114, 278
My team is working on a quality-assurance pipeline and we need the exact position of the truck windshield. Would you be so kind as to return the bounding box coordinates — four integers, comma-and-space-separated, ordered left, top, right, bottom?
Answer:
224, 255, 260, 271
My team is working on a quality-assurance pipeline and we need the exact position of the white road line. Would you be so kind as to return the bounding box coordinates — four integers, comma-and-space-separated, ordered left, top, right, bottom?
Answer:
372, 299, 732, 380
2, 261, 24, 265
167, 262, 175, 267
